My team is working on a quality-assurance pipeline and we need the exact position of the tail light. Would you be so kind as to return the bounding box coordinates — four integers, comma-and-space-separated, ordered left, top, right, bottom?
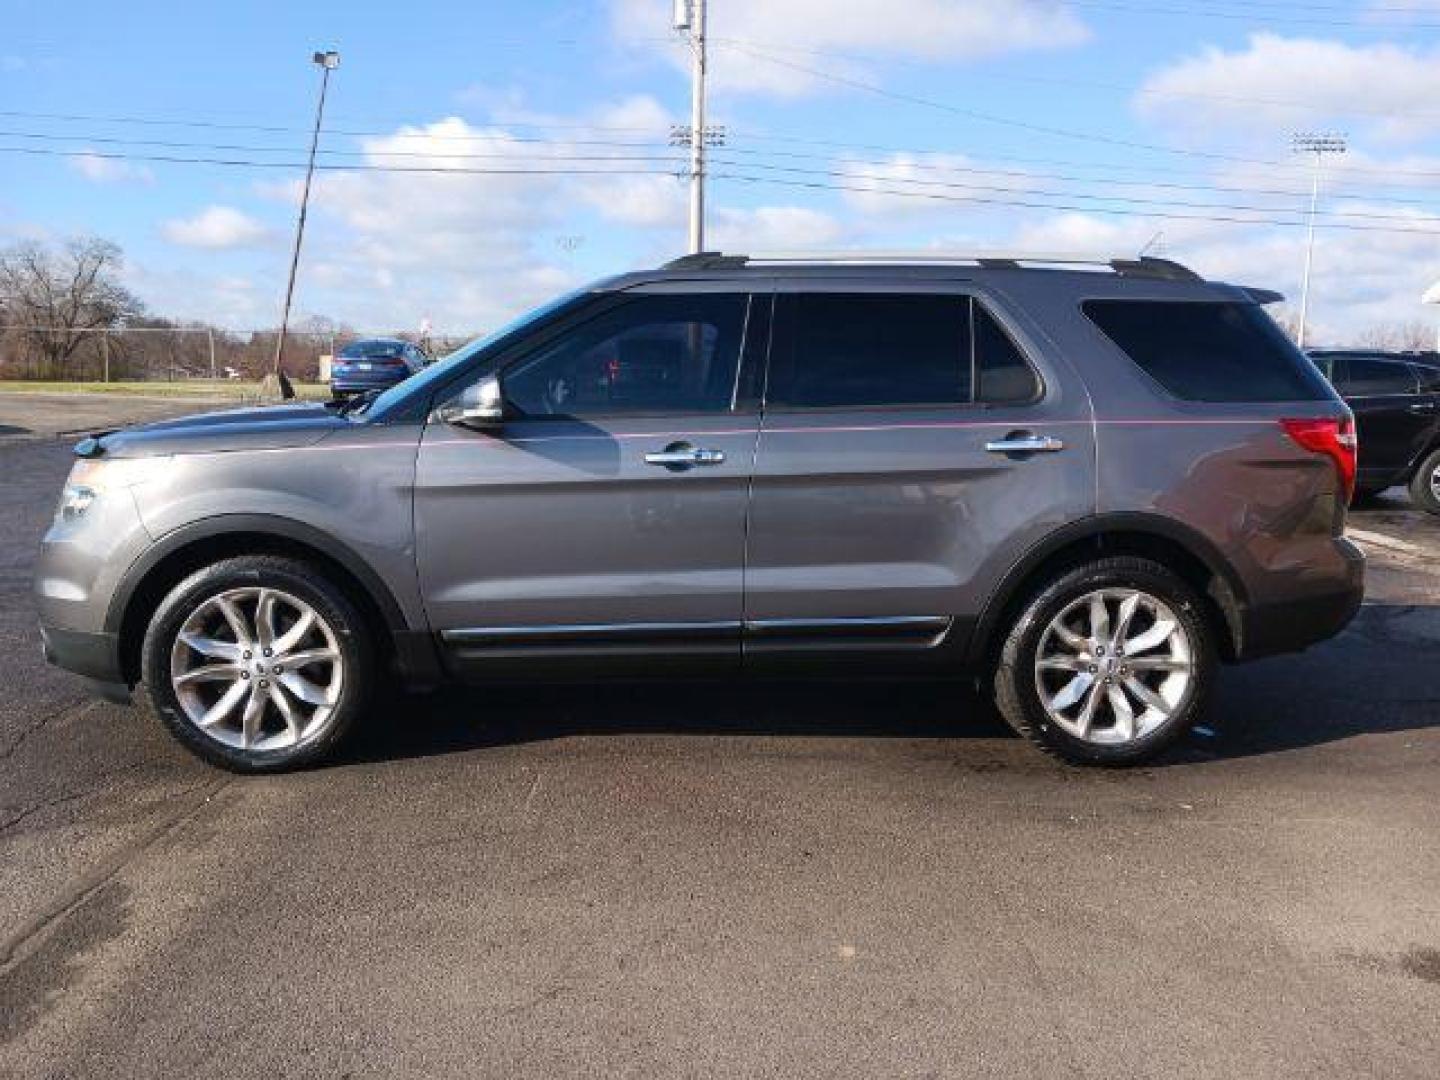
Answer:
1281, 417, 1357, 504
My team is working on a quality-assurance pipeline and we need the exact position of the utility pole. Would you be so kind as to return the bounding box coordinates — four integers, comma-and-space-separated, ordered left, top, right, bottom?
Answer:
271, 49, 339, 399
1292, 133, 1346, 349
674, 0, 708, 253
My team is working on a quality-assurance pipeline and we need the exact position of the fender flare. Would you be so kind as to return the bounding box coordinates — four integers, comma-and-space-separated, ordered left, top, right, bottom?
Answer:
106, 513, 442, 685
966, 512, 1248, 666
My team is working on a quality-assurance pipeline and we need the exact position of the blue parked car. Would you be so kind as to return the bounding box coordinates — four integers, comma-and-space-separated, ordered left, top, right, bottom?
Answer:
331, 338, 428, 397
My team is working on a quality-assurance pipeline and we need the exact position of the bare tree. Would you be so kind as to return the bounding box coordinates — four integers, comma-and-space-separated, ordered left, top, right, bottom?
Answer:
1357, 320, 1435, 352
0, 237, 143, 378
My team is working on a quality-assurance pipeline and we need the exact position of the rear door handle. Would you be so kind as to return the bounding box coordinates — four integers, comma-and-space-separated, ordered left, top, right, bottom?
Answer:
644, 441, 727, 470
1407, 401, 1437, 414
985, 433, 1065, 454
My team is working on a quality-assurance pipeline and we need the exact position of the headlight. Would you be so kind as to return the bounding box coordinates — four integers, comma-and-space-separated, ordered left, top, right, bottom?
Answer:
54, 456, 170, 523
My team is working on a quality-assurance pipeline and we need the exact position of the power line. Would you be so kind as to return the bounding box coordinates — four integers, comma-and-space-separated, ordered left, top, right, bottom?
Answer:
715, 40, 1320, 169
7, 100, 1440, 186
710, 35, 1440, 123
710, 171, 1440, 236
718, 41, 1440, 186
1059, 0, 1440, 29
0, 130, 683, 164
14, 138, 1440, 236
5, 136, 1428, 220
707, 145, 1440, 210
0, 144, 681, 177
705, 156, 1440, 225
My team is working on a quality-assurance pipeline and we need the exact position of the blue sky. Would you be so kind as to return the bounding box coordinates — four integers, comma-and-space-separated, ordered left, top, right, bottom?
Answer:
4, 0, 1440, 343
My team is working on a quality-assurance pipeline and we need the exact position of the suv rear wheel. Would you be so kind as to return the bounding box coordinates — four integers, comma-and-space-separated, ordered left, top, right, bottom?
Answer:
1409, 446, 1440, 516
138, 555, 374, 772
993, 557, 1217, 765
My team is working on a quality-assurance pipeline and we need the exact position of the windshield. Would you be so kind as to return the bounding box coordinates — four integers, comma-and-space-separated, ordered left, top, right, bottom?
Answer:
364, 286, 593, 420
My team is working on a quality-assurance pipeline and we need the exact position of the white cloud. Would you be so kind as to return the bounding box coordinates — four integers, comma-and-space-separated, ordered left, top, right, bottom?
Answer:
834, 152, 1046, 219
711, 205, 845, 249
1136, 34, 1440, 143
611, 0, 1089, 96
69, 152, 154, 185
256, 117, 608, 329
162, 205, 272, 249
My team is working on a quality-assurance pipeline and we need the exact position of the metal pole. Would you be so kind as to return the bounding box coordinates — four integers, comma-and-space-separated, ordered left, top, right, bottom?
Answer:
207, 325, 216, 381
272, 56, 336, 399
101, 329, 109, 383
1291, 133, 1345, 349
687, 0, 707, 253
1298, 156, 1319, 349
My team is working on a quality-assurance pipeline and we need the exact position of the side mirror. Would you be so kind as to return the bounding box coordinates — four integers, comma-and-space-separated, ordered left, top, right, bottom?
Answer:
438, 374, 504, 430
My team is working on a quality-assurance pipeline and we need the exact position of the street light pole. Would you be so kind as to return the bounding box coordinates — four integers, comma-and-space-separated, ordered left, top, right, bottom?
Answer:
1292, 132, 1346, 349
270, 49, 339, 399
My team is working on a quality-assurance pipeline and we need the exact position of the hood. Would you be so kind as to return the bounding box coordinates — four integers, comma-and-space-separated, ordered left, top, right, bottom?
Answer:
88, 402, 349, 459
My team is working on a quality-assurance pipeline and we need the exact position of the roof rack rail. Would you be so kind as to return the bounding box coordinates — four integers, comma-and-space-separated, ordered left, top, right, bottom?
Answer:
661, 250, 1202, 282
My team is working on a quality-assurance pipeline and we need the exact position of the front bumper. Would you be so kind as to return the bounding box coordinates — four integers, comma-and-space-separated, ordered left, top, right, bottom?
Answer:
1238, 537, 1365, 660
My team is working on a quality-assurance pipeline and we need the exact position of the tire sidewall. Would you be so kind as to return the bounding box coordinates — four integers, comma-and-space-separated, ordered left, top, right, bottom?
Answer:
140, 558, 372, 772
1410, 447, 1440, 516
1006, 559, 1216, 765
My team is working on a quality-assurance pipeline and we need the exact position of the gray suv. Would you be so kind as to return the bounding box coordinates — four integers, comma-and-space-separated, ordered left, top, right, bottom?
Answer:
36, 252, 1364, 771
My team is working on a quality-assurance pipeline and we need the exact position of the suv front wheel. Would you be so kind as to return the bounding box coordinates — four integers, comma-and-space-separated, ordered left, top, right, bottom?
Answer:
138, 555, 374, 772
993, 557, 1217, 765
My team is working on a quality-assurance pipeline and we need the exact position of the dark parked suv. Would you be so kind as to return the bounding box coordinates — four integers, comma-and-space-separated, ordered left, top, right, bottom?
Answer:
36, 253, 1363, 771
1307, 349, 1440, 514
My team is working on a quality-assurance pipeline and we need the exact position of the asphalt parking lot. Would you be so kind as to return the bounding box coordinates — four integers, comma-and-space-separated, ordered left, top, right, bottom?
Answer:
2, 392, 1437, 1079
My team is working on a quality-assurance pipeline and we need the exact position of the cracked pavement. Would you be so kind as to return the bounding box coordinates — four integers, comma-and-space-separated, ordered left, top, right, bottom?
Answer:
1, 400, 1438, 1079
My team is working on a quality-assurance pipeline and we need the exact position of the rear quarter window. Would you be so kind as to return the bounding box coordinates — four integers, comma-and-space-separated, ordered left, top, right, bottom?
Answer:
1083, 300, 1333, 403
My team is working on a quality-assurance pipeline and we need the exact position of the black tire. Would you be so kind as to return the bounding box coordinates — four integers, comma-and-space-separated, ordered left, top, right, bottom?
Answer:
1408, 446, 1440, 516
992, 556, 1217, 766
138, 555, 374, 772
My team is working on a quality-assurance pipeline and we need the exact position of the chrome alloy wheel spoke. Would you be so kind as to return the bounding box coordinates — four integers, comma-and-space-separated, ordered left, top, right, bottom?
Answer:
1033, 587, 1195, 746
170, 586, 343, 752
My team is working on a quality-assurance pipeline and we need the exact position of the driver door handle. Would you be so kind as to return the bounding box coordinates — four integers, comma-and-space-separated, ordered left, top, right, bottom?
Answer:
644, 442, 727, 469
984, 433, 1065, 454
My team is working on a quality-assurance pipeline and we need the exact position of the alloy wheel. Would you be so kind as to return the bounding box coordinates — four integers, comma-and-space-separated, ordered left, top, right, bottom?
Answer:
1033, 588, 1194, 745
169, 586, 343, 751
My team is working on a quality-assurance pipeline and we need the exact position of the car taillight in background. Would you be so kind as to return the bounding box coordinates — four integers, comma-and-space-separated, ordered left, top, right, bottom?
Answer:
1281, 417, 1357, 504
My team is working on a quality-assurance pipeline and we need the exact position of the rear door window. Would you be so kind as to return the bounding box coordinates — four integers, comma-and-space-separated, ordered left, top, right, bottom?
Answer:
767, 293, 1039, 409
1083, 300, 1333, 403
1337, 356, 1418, 397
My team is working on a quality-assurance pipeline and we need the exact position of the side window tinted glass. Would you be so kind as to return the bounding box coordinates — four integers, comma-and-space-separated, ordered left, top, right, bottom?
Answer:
1341, 357, 1417, 397
1416, 364, 1440, 394
503, 294, 748, 417
974, 302, 1041, 404
1083, 301, 1333, 402
769, 294, 970, 408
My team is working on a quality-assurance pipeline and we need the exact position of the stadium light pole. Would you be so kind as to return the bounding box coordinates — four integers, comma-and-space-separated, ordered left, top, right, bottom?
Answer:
1292, 132, 1346, 349
270, 49, 339, 400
